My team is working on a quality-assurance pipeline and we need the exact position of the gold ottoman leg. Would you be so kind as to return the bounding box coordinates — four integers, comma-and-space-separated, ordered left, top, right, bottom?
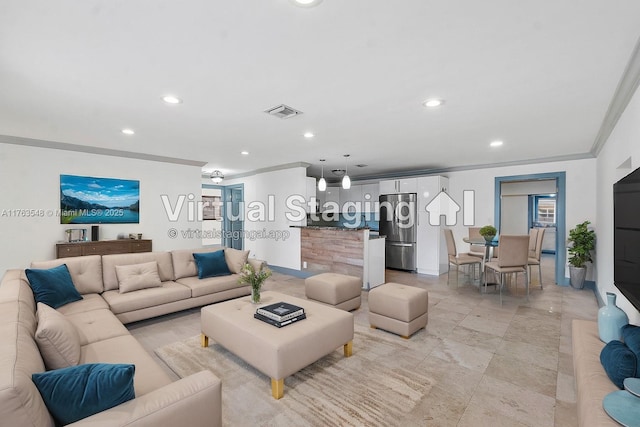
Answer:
200, 333, 209, 348
344, 340, 353, 357
271, 378, 284, 399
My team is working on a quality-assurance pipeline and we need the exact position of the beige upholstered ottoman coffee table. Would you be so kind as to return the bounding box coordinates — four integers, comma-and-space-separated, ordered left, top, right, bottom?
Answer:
305, 272, 362, 311
368, 282, 428, 338
200, 291, 354, 399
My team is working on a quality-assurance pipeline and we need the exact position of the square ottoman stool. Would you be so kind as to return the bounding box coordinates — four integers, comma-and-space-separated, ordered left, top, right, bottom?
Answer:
305, 272, 362, 311
368, 283, 428, 338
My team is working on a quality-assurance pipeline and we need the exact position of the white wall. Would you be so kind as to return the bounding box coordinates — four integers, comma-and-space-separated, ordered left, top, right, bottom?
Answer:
596, 85, 640, 324
445, 158, 598, 280
209, 166, 307, 270
0, 143, 203, 273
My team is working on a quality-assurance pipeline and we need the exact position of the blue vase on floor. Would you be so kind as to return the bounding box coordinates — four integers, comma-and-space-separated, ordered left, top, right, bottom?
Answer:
598, 292, 629, 343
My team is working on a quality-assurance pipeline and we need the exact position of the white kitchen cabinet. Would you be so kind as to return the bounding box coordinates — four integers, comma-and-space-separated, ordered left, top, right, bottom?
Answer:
416, 176, 449, 275
305, 177, 317, 213
322, 186, 340, 212
340, 185, 362, 213
361, 184, 379, 212
379, 178, 417, 195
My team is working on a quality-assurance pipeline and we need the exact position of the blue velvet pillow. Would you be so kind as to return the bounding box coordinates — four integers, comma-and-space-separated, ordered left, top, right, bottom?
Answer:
600, 340, 637, 389
25, 264, 83, 309
32, 363, 135, 425
622, 324, 640, 375
193, 251, 231, 279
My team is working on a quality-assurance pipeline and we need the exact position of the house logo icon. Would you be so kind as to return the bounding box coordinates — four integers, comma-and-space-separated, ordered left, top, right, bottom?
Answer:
425, 190, 460, 226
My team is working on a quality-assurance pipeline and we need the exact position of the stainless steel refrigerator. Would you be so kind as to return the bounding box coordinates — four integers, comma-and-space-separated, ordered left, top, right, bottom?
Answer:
379, 193, 417, 271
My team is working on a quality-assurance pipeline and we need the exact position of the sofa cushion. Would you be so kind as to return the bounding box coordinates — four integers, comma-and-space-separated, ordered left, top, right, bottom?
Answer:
102, 252, 175, 291
31, 255, 104, 294
80, 335, 173, 396
115, 261, 162, 293
600, 340, 637, 389
171, 247, 223, 279
32, 363, 135, 425
101, 282, 191, 314
224, 248, 249, 274
622, 324, 640, 375
193, 251, 232, 279
25, 264, 83, 309
35, 302, 81, 370
176, 274, 243, 298
65, 308, 130, 346
56, 293, 109, 316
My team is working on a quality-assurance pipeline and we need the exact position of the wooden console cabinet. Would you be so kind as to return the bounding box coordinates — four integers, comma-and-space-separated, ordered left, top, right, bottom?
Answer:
56, 240, 152, 258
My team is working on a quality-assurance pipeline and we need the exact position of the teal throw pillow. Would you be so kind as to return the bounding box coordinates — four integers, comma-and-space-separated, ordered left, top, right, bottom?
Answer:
25, 264, 83, 309
622, 324, 640, 375
193, 251, 232, 279
600, 340, 637, 389
32, 363, 135, 425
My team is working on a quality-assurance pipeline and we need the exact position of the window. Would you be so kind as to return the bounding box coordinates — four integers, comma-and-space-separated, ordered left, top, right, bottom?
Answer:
535, 196, 556, 225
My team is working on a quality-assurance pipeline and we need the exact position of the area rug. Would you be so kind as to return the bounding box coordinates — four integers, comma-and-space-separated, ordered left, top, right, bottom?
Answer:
155, 324, 434, 426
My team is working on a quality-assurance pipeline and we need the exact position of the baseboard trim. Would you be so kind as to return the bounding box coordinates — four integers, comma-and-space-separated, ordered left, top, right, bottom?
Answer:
269, 265, 315, 279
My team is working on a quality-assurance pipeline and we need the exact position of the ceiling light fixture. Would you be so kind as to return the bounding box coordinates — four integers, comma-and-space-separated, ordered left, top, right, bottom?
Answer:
291, 0, 323, 7
342, 154, 351, 190
121, 129, 135, 135
210, 170, 224, 184
423, 98, 444, 108
241, 150, 249, 155
304, 132, 315, 138
162, 95, 182, 104
318, 159, 327, 192
490, 140, 504, 147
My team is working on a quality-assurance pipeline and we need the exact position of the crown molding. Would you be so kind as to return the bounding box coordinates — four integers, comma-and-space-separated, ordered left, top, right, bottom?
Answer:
591, 36, 640, 156
0, 134, 206, 167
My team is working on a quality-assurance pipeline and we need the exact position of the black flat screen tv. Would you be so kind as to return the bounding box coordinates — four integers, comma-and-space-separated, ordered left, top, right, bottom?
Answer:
614, 166, 640, 312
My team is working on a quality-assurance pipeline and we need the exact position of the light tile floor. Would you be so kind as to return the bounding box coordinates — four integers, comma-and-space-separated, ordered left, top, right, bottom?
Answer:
128, 255, 600, 426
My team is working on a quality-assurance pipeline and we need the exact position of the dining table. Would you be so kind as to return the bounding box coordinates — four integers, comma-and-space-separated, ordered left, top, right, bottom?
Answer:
463, 236, 499, 290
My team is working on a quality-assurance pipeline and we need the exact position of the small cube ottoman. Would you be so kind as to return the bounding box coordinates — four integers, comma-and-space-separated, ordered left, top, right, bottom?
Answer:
305, 272, 362, 311
368, 283, 428, 338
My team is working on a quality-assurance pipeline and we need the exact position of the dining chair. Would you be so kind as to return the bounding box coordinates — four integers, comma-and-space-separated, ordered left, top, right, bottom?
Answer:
528, 227, 546, 289
467, 227, 485, 259
528, 228, 539, 258
484, 234, 530, 304
444, 229, 482, 286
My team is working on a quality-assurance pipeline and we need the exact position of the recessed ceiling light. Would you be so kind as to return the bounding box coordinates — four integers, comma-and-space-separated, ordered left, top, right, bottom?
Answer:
162, 95, 182, 104
241, 150, 249, 155
291, 0, 323, 7
121, 129, 135, 135
423, 98, 444, 108
303, 132, 314, 138
490, 140, 504, 147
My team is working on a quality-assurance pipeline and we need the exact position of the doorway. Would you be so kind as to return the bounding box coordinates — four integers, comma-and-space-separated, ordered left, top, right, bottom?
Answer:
495, 172, 566, 286
223, 184, 244, 250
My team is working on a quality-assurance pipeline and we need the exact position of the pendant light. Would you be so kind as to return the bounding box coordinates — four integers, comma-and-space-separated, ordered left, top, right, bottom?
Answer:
318, 159, 327, 192
342, 154, 351, 189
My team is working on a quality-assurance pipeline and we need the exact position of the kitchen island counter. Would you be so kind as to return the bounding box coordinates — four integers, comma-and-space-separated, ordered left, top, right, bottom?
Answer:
298, 226, 385, 289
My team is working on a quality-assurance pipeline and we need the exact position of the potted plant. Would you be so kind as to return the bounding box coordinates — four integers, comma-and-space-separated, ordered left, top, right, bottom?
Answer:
479, 225, 497, 242
238, 262, 272, 304
567, 220, 596, 289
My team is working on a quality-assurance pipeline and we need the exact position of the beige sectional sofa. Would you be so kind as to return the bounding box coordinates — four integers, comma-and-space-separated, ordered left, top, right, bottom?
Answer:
0, 247, 265, 426
572, 319, 618, 427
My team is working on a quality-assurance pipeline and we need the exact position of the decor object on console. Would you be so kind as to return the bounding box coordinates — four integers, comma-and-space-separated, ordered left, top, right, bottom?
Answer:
479, 225, 497, 242
598, 292, 629, 343
238, 262, 272, 304
567, 220, 596, 289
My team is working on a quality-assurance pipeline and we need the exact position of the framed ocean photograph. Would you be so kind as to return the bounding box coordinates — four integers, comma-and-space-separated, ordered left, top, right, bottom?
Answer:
60, 174, 140, 224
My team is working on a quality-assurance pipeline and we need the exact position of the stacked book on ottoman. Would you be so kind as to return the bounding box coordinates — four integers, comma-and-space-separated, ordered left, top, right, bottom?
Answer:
254, 302, 306, 327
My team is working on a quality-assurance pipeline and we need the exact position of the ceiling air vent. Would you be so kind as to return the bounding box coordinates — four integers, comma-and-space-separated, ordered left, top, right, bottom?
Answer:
264, 104, 303, 119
